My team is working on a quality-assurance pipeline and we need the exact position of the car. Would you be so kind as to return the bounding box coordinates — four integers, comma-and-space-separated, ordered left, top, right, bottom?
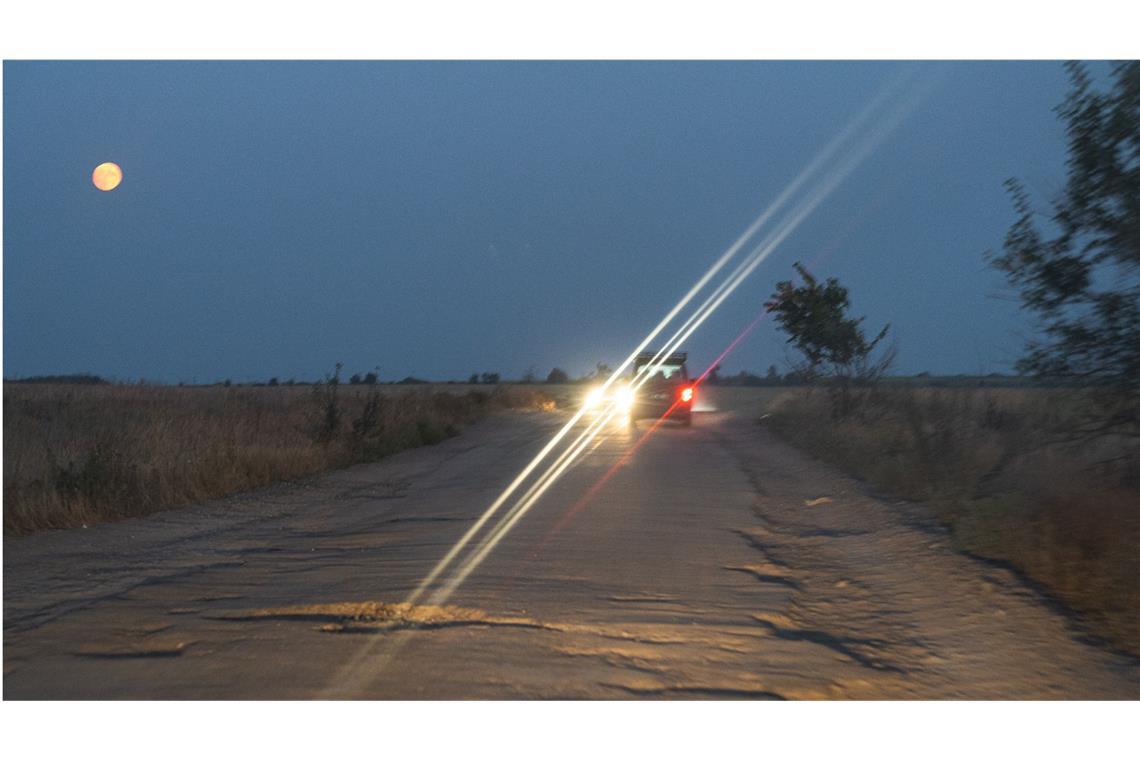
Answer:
581, 351, 694, 426
629, 351, 694, 425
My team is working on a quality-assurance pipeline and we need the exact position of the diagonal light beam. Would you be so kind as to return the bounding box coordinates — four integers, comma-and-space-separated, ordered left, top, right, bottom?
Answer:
406, 68, 926, 610
420, 69, 942, 609
322, 66, 944, 696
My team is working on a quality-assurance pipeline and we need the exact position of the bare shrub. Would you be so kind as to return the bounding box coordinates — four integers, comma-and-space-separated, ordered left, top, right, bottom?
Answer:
307, 362, 343, 444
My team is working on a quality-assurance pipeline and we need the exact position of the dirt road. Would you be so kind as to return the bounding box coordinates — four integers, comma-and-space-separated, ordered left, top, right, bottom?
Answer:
5, 388, 1137, 698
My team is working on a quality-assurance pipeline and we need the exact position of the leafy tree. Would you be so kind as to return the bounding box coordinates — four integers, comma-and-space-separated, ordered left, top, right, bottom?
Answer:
349, 373, 363, 385
363, 371, 379, 385
989, 61, 1139, 437
468, 373, 480, 385
766, 365, 780, 382
268, 377, 279, 386
546, 367, 570, 384
766, 262, 894, 416
480, 372, 500, 385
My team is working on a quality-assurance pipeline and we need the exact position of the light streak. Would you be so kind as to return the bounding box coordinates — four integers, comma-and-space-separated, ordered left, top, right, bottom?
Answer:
514, 305, 773, 564
409, 72, 927, 612
427, 405, 623, 604
419, 80, 924, 611
630, 77, 931, 395
322, 67, 942, 696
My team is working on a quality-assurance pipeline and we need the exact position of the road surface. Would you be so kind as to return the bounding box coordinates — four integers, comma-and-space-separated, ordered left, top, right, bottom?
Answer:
5, 388, 1138, 698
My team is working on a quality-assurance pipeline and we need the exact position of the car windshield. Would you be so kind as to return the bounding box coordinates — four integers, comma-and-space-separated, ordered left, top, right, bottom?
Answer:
635, 362, 686, 381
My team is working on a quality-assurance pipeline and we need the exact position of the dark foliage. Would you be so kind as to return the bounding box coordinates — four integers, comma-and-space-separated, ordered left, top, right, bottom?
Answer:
989, 61, 1140, 438
766, 262, 894, 416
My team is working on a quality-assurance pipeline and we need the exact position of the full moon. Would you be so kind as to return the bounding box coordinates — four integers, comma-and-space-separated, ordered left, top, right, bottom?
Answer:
92, 162, 123, 191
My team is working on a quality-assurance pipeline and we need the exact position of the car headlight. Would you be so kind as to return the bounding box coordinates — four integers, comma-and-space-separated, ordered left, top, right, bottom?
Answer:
583, 387, 603, 410
615, 385, 635, 412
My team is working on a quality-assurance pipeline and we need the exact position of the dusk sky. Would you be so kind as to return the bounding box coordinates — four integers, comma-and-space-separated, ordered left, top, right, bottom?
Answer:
4, 61, 1072, 383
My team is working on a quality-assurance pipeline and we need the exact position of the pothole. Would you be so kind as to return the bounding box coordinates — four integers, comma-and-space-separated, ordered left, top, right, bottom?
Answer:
210, 600, 558, 633
73, 639, 195, 659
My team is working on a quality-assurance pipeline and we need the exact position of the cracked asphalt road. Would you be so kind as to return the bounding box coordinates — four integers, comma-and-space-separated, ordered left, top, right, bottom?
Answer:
4, 388, 1138, 698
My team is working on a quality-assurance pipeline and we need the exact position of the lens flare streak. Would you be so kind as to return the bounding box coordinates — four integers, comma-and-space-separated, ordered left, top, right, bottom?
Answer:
416, 73, 932, 608
322, 69, 941, 695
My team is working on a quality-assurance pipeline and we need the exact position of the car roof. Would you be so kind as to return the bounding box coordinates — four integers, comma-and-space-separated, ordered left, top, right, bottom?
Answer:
634, 351, 687, 364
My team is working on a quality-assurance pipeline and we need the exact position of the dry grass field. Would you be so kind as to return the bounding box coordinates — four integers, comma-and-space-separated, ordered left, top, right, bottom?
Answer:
766, 387, 1140, 656
3, 382, 554, 535
7, 378, 1136, 655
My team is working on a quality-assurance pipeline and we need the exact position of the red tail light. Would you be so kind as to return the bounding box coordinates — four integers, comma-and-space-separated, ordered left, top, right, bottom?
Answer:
680, 386, 693, 403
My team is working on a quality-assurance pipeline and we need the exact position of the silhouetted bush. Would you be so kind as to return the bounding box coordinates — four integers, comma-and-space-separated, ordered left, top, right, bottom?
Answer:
767, 262, 895, 418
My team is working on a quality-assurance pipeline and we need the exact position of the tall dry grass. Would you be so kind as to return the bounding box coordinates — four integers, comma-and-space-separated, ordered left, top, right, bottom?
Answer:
767, 387, 1140, 656
3, 383, 553, 535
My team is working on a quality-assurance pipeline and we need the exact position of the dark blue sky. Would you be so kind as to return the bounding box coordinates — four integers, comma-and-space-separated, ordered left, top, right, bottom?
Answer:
4, 61, 1071, 382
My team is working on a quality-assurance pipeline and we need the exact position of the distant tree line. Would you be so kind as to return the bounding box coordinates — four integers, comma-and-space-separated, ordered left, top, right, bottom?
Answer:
7, 374, 109, 385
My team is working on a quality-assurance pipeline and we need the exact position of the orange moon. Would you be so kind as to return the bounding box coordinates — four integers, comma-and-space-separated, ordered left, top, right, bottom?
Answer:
92, 162, 123, 191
